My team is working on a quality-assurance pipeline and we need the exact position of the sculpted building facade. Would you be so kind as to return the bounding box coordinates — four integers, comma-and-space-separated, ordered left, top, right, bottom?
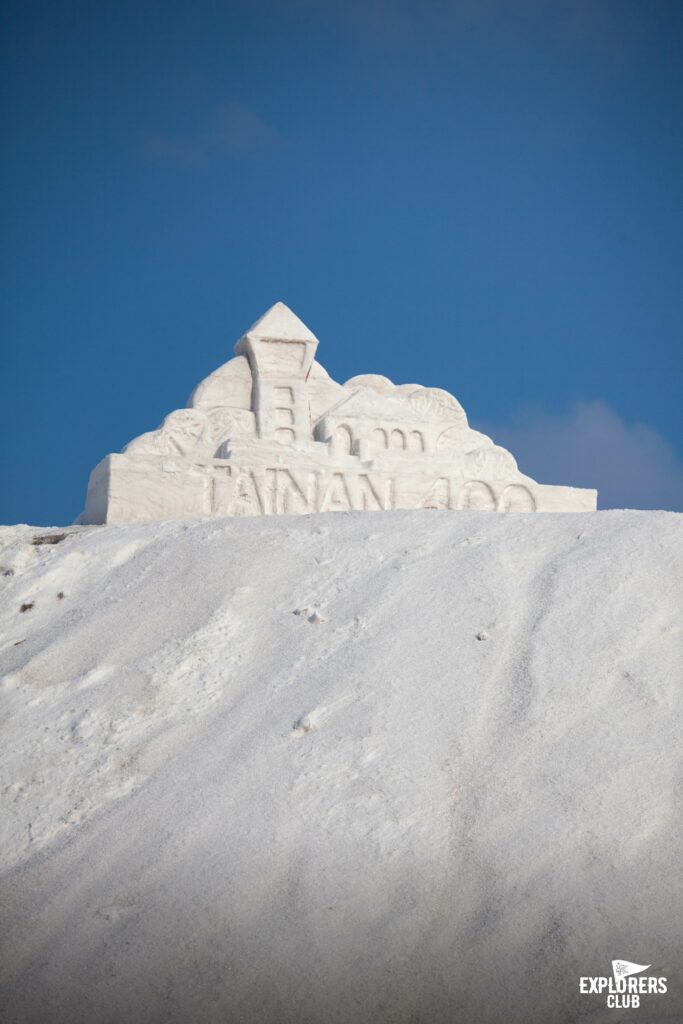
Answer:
81, 303, 597, 523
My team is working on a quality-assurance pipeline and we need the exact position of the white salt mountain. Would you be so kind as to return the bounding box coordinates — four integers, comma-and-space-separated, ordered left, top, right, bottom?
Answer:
81, 302, 596, 523
1, 510, 681, 1024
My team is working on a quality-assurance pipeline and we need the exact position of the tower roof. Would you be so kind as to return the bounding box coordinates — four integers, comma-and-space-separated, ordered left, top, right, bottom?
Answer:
243, 302, 318, 344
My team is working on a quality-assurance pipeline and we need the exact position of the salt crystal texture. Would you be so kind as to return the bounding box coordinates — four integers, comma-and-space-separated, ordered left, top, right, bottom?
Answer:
80, 302, 597, 523
0, 511, 680, 1024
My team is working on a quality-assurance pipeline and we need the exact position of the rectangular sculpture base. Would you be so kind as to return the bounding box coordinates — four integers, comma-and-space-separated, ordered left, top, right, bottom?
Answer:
80, 454, 597, 524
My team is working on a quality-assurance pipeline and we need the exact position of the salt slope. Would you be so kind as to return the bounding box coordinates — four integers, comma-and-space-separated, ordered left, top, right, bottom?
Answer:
0, 511, 681, 1024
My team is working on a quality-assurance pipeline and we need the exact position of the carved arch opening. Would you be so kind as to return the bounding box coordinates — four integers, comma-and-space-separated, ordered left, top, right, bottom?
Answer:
334, 425, 353, 454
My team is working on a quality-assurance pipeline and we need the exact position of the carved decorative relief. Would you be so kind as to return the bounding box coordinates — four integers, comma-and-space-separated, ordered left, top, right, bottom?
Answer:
463, 445, 517, 478
407, 387, 466, 423
436, 426, 468, 454
208, 409, 256, 447
124, 409, 209, 458
81, 301, 597, 523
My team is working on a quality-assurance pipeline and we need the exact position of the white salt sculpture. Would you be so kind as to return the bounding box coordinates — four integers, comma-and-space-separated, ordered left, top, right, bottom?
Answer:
81, 302, 597, 522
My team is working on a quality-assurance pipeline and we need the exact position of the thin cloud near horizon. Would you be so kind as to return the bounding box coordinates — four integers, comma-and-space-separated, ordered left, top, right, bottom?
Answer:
141, 101, 279, 165
474, 400, 683, 512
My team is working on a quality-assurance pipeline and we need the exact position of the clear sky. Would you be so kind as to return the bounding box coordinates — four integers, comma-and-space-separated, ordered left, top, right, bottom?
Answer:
2, 0, 682, 524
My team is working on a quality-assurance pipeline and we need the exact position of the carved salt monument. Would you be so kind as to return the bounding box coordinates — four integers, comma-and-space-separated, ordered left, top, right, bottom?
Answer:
81, 302, 597, 523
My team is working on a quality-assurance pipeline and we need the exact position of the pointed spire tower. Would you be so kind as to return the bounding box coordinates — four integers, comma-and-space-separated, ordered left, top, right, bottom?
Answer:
235, 302, 319, 446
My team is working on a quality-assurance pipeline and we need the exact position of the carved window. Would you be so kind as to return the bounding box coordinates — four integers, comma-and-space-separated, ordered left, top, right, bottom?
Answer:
389, 428, 406, 450
372, 428, 388, 449
334, 425, 353, 454
275, 407, 295, 426
408, 430, 424, 452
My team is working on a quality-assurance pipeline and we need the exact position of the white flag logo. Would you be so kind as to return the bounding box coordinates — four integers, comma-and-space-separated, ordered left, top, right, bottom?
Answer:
612, 960, 651, 981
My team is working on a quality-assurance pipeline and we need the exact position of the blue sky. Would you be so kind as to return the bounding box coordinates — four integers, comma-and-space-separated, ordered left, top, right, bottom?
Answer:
2, 0, 682, 523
